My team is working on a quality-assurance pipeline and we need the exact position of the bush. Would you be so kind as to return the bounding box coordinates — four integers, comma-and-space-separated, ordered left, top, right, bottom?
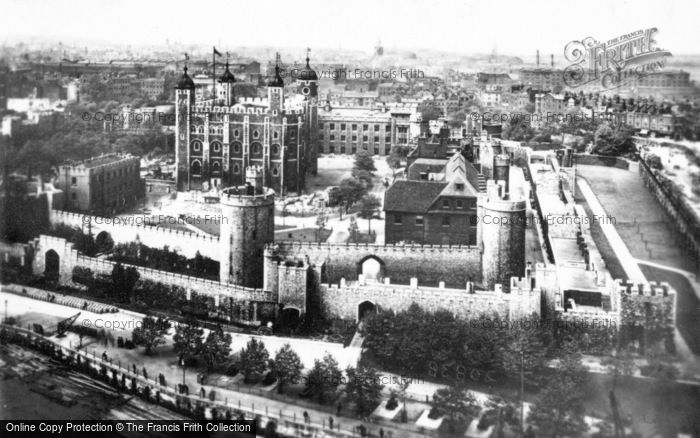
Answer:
262, 370, 277, 386
225, 362, 239, 377
386, 394, 399, 410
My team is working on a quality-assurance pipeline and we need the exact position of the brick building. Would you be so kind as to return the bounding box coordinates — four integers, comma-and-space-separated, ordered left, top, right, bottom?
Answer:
384, 153, 482, 245
317, 101, 420, 156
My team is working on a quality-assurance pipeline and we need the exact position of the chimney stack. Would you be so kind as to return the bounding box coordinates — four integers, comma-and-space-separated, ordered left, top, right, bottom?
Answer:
551, 54, 554, 68
536, 50, 540, 68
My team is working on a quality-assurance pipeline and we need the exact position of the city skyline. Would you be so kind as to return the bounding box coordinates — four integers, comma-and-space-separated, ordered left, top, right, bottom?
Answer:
2, 0, 700, 56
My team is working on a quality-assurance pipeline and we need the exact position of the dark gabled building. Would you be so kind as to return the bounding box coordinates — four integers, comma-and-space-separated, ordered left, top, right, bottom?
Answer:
384, 153, 481, 245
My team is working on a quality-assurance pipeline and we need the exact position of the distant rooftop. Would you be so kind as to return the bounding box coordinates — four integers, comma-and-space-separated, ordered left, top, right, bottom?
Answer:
62, 153, 138, 169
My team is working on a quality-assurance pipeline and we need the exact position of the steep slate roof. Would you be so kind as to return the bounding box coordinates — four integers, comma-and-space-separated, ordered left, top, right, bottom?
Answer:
384, 181, 447, 213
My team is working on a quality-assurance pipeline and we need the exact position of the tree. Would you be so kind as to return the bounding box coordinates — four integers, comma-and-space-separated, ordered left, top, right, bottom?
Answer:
314, 209, 328, 242
345, 364, 385, 417
132, 316, 170, 355
239, 338, 270, 383
591, 123, 635, 156
305, 352, 342, 403
347, 216, 360, 243
431, 385, 479, 432
480, 395, 520, 438
353, 150, 376, 178
272, 344, 303, 394
357, 194, 381, 234
502, 117, 535, 142
337, 178, 367, 217
111, 263, 140, 304
202, 326, 232, 371
386, 145, 403, 177
173, 317, 204, 366
501, 314, 547, 386
528, 375, 588, 438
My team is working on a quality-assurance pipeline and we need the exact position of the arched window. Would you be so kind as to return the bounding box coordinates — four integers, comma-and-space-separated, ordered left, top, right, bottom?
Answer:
233, 129, 240, 138
289, 129, 296, 139
192, 140, 202, 152
273, 131, 279, 140
251, 142, 262, 155
253, 129, 260, 139
271, 144, 280, 155
191, 160, 202, 175
212, 161, 221, 173
232, 163, 240, 174
272, 166, 279, 176
211, 141, 221, 153
232, 142, 241, 154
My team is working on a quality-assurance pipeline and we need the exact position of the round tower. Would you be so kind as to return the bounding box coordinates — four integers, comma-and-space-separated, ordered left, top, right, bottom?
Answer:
219, 166, 275, 288
478, 188, 526, 292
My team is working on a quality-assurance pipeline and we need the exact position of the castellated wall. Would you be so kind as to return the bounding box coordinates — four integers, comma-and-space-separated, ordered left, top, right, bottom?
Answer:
273, 241, 483, 288
49, 210, 221, 260
617, 280, 676, 329
319, 277, 541, 321
32, 235, 272, 304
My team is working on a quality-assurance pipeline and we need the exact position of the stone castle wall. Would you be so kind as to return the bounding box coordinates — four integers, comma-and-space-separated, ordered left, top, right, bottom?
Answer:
273, 241, 483, 288
50, 210, 220, 259
319, 277, 541, 321
31, 235, 271, 304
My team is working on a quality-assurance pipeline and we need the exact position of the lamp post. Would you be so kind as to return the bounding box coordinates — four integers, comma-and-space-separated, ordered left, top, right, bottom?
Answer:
520, 350, 525, 437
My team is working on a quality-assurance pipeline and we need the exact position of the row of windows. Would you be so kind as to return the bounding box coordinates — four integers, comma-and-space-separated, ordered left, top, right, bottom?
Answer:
191, 126, 295, 140
191, 141, 290, 155
321, 123, 391, 132
190, 161, 282, 176
393, 214, 476, 227
321, 134, 391, 143
327, 146, 381, 154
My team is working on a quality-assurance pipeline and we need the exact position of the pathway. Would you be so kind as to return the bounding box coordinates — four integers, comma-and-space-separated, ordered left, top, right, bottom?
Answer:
577, 177, 647, 283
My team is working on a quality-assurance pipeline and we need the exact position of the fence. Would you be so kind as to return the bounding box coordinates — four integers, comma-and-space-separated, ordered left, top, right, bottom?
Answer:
0, 323, 421, 438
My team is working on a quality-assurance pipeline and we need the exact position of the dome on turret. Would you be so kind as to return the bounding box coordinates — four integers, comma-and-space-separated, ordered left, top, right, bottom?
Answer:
176, 66, 195, 90
297, 55, 318, 81
219, 62, 236, 83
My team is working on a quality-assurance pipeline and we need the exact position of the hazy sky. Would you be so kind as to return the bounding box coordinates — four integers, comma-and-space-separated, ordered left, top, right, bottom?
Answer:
2, 0, 699, 56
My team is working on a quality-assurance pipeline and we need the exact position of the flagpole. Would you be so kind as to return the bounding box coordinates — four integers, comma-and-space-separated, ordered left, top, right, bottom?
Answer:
212, 47, 216, 101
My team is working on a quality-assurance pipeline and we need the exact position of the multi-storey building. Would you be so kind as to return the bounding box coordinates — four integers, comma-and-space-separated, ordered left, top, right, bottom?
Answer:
384, 153, 483, 245
518, 68, 565, 91
317, 102, 419, 155
175, 55, 319, 194
57, 153, 144, 215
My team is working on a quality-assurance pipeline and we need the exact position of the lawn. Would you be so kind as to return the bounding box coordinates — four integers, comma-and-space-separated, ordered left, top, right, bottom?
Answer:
577, 165, 695, 272
275, 227, 332, 242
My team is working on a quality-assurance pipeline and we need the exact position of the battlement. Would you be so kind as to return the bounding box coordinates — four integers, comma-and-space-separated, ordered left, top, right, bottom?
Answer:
73, 253, 272, 302
190, 98, 305, 117
616, 279, 675, 297
479, 196, 527, 211
220, 187, 275, 202
510, 276, 539, 291
49, 210, 220, 260
271, 241, 480, 253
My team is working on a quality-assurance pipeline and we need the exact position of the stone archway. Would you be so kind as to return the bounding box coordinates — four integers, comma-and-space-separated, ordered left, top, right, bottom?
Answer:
44, 249, 60, 281
277, 307, 301, 333
358, 255, 385, 282
357, 300, 377, 322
